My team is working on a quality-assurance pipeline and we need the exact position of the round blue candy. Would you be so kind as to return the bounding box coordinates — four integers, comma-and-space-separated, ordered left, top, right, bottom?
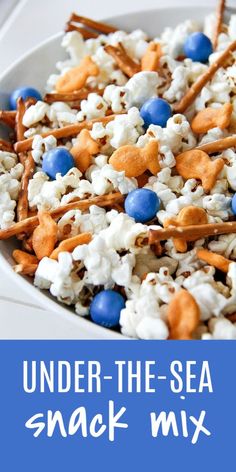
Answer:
90, 290, 125, 328
140, 97, 172, 128
184, 32, 213, 63
42, 148, 75, 180
231, 194, 236, 215
125, 188, 160, 223
9, 87, 42, 110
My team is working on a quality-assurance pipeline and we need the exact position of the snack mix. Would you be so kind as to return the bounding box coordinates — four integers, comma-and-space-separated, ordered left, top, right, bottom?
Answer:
1, 1, 236, 339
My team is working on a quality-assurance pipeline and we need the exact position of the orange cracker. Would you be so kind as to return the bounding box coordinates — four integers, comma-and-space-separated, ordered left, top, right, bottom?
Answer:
70, 129, 100, 173
109, 140, 160, 177
167, 289, 200, 340
32, 212, 58, 260
175, 149, 224, 192
56, 56, 99, 94
17, 152, 35, 223
191, 103, 233, 134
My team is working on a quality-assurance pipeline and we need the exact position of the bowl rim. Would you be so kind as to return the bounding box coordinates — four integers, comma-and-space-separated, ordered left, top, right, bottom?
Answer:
0, 5, 212, 83
0, 4, 214, 339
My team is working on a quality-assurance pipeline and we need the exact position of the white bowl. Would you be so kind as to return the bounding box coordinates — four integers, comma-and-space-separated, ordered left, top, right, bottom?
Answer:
0, 6, 224, 339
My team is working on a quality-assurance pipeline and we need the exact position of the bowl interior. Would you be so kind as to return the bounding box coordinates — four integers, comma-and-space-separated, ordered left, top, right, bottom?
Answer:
0, 5, 220, 338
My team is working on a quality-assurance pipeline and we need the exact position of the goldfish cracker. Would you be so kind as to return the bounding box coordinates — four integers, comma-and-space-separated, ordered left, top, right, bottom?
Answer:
109, 140, 160, 177
164, 206, 208, 252
70, 129, 100, 173
32, 212, 58, 260
56, 56, 99, 93
176, 149, 224, 193
191, 103, 233, 134
167, 289, 200, 340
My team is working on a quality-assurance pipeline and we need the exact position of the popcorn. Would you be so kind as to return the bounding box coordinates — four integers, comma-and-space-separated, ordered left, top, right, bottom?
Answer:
120, 268, 179, 339
189, 284, 227, 321
87, 163, 137, 195
60, 31, 87, 67
28, 168, 86, 211
124, 71, 160, 107
160, 19, 199, 58
57, 205, 109, 239
23, 101, 49, 127
202, 193, 232, 220
228, 262, 236, 292
46, 102, 78, 126
208, 317, 236, 340
73, 235, 135, 288
135, 316, 169, 340
229, 15, 236, 41
77, 93, 108, 121
164, 60, 207, 104
0, 151, 18, 173
32, 134, 57, 164
108, 29, 148, 60
103, 84, 129, 113
91, 107, 144, 149
0, 155, 23, 229
137, 114, 196, 157
35, 252, 85, 304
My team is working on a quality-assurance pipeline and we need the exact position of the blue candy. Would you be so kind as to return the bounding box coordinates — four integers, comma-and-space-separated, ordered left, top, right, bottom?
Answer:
90, 290, 125, 328
231, 194, 236, 215
184, 32, 213, 63
124, 188, 160, 223
9, 87, 42, 110
42, 148, 75, 180
140, 97, 172, 128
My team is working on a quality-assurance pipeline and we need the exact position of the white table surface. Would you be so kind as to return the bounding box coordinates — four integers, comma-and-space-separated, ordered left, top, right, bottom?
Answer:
0, 0, 232, 338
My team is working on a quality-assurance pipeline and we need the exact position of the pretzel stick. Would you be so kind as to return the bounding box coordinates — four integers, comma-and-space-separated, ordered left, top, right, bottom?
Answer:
213, 0, 226, 50
44, 88, 104, 104
196, 248, 230, 272
148, 221, 236, 244
0, 192, 124, 240
14, 113, 125, 153
197, 135, 236, 153
17, 152, 35, 223
104, 43, 141, 78
68, 13, 117, 34
0, 139, 14, 152
50, 232, 92, 259
14, 263, 38, 276
0, 110, 16, 128
65, 23, 99, 38
15, 97, 26, 142
174, 40, 236, 113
